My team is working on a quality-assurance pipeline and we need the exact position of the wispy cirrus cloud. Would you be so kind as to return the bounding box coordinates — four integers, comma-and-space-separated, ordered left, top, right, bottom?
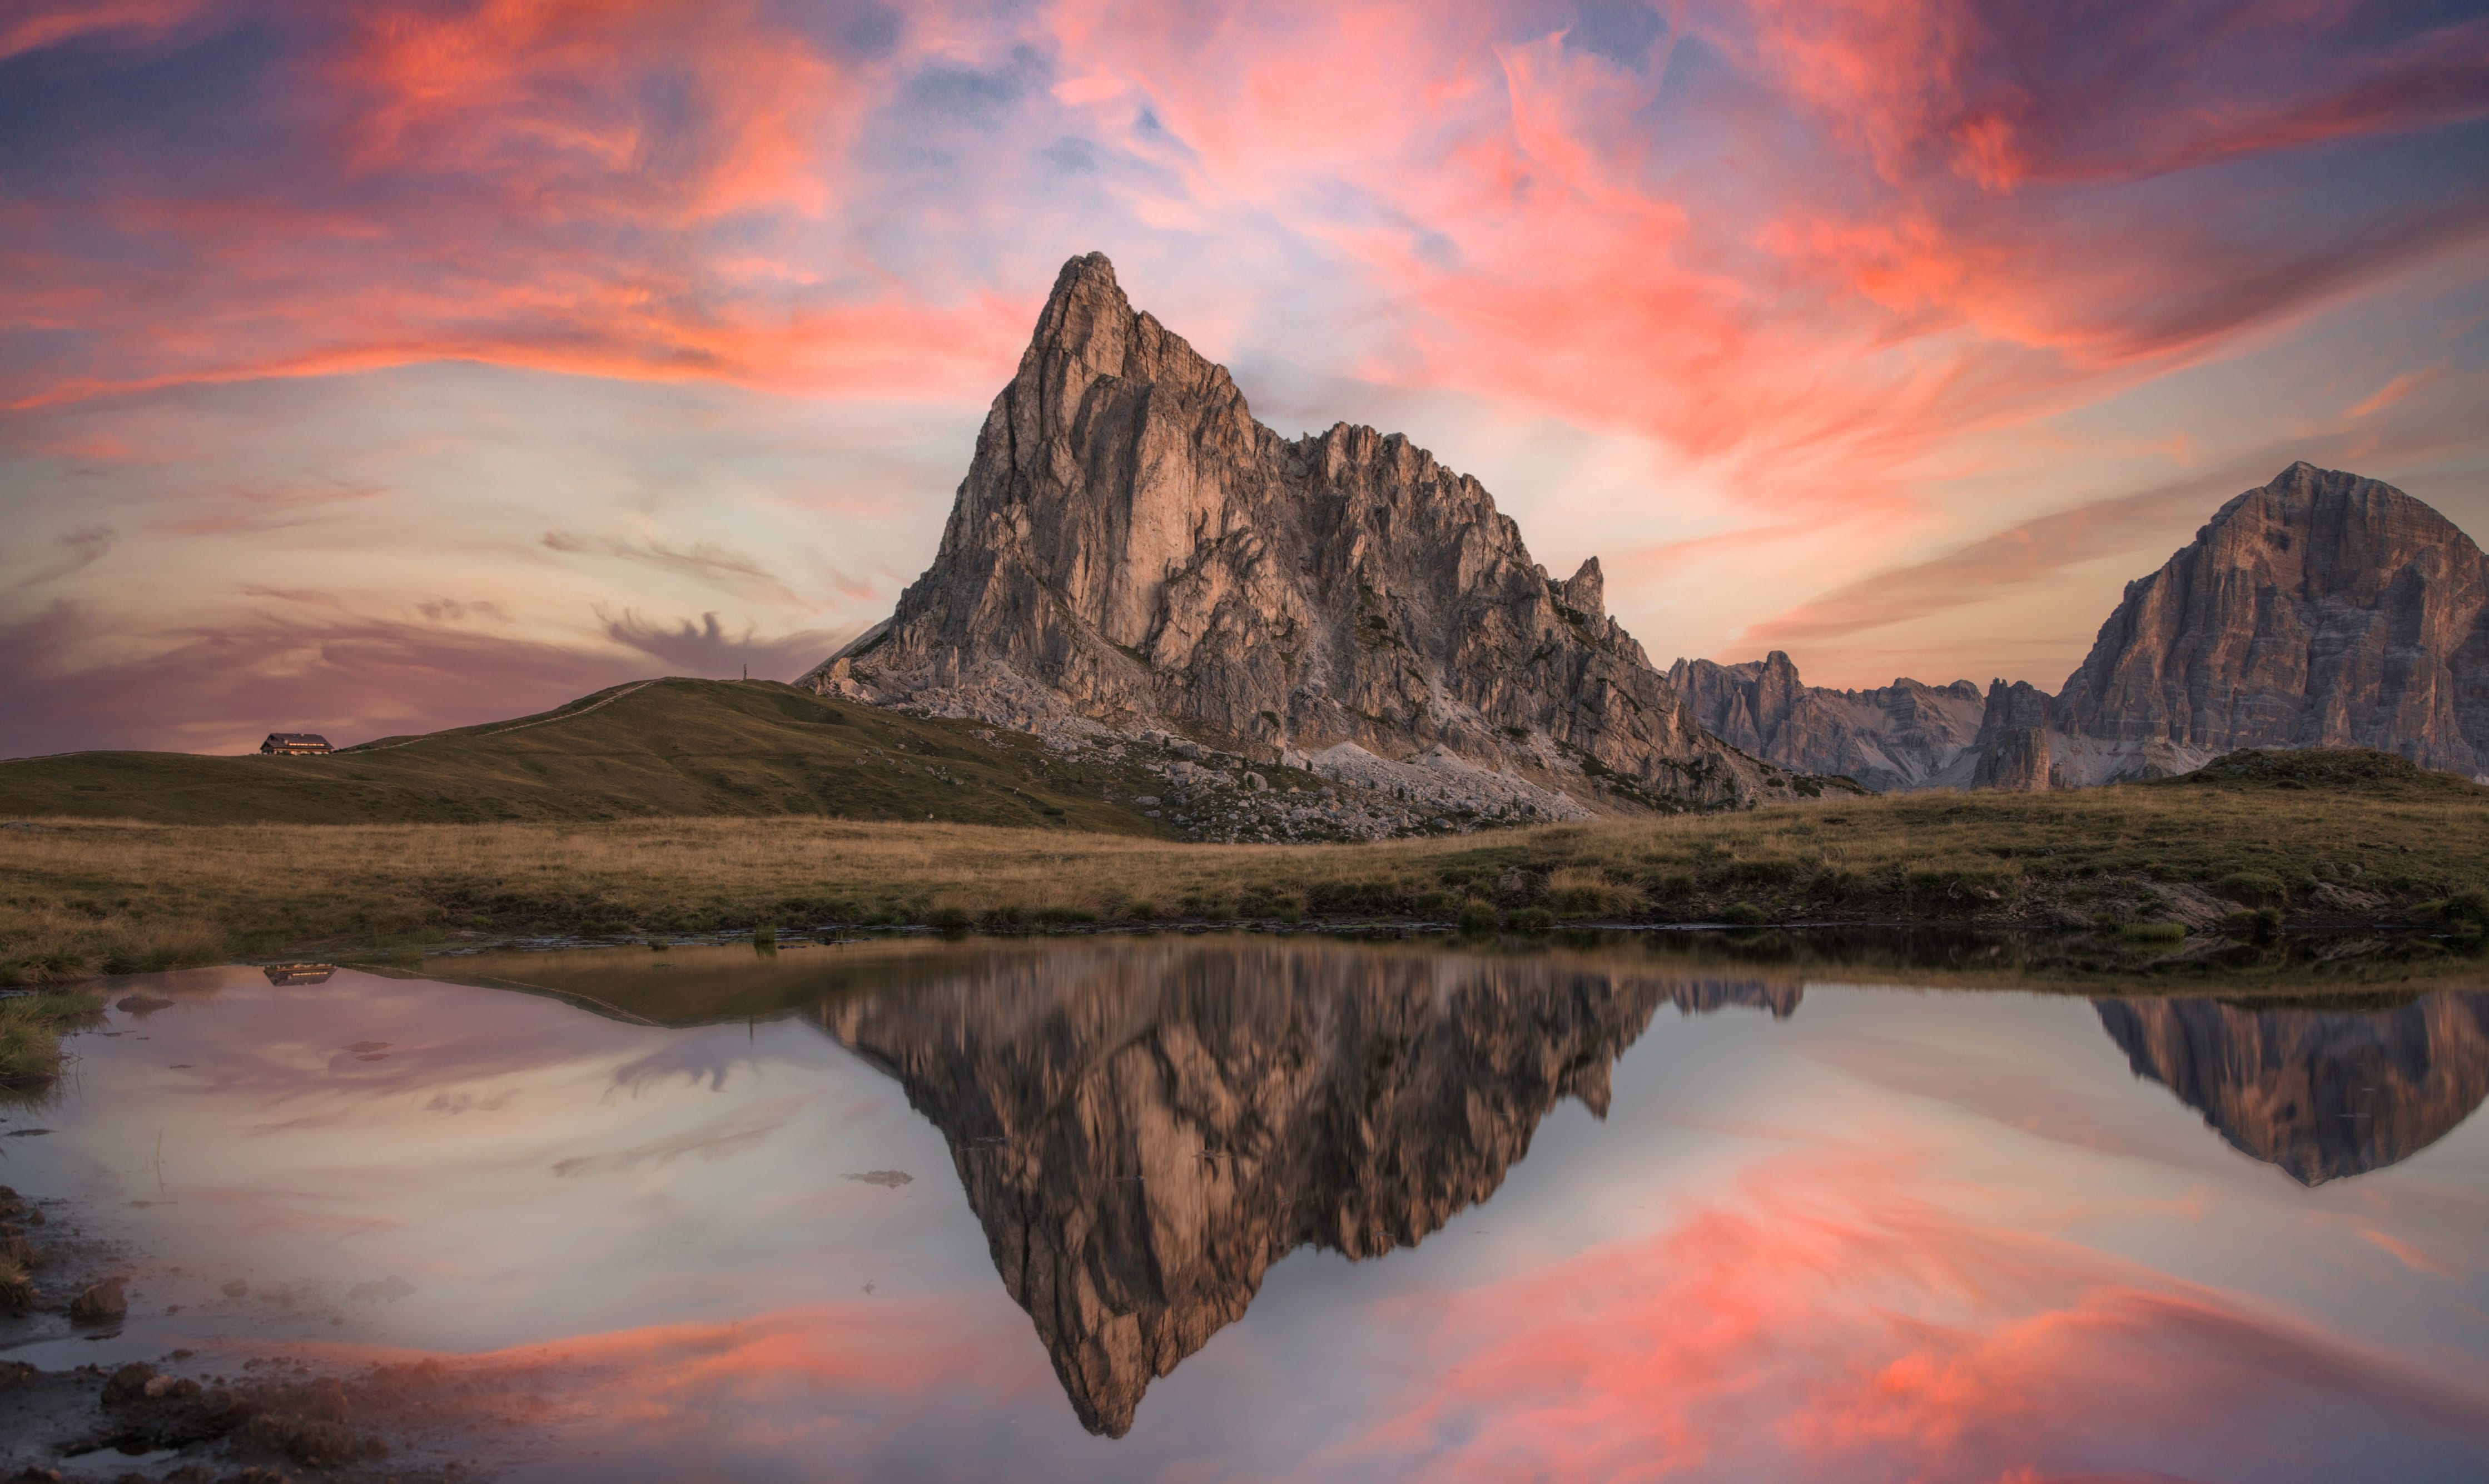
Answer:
12, 524, 117, 586
543, 531, 807, 608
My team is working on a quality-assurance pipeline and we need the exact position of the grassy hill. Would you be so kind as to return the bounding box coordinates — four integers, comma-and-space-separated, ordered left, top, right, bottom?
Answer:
0, 679, 1168, 833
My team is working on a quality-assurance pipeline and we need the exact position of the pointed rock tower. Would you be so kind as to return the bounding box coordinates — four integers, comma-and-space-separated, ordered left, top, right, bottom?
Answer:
803, 252, 1763, 809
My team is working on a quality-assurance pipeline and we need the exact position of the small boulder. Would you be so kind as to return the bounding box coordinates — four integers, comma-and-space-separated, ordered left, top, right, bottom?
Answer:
69, 1276, 128, 1324
102, 1361, 157, 1405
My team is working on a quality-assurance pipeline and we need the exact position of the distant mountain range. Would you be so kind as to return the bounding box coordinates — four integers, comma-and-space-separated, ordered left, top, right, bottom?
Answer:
806, 255, 2487, 806
1679, 462, 2489, 791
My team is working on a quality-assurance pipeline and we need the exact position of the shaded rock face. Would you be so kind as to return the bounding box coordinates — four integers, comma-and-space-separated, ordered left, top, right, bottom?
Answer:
1969, 680, 2059, 790
823, 941, 1799, 1435
2095, 991, 2489, 1185
2053, 463, 2489, 779
1971, 726, 2053, 791
803, 253, 1762, 810
1668, 650, 1985, 791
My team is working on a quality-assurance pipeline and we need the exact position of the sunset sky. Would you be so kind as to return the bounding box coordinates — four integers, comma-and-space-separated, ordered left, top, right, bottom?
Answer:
5, 0, 2487, 755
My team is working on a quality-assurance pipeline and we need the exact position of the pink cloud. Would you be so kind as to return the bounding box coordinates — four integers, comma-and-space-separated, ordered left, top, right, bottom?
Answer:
1315, 1142, 2489, 1481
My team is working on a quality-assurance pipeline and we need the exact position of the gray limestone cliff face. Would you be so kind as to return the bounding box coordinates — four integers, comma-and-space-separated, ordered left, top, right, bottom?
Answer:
823, 940, 1800, 1435
2095, 991, 2489, 1185
2051, 462, 2489, 776
1666, 650, 1985, 791
802, 252, 1762, 810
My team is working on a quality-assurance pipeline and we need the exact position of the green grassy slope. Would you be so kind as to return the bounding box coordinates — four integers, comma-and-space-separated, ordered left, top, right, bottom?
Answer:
0, 679, 1169, 832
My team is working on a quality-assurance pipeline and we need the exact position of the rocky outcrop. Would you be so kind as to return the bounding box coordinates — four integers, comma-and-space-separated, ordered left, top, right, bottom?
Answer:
2095, 990, 2489, 1184
802, 253, 1770, 813
2018, 462, 2489, 785
1968, 680, 2060, 790
822, 941, 1801, 1435
1971, 726, 2054, 791
1668, 651, 1985, 791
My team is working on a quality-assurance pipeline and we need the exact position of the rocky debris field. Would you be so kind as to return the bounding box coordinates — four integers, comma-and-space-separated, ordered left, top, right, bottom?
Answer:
1022, 726, 1598, 843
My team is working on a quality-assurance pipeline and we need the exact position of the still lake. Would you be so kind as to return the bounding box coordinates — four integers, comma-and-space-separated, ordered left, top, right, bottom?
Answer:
5, 936, 2487, 1481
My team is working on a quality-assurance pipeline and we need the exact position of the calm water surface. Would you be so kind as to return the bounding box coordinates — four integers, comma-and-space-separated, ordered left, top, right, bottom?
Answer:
4, 937, 2487, 1481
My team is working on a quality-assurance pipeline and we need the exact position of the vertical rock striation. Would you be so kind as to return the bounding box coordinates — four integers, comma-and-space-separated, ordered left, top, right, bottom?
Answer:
802, 253, 1765, 811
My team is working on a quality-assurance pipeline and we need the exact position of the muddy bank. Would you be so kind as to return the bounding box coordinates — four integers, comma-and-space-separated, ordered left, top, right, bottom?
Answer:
0, 1186, 531, 1483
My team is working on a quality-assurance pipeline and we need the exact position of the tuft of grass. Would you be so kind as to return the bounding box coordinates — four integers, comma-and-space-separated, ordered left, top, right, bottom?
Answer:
0, 1255, 34, 1313
2121, 922, 2188, 944
1543, 867, 1643, 920
1721, 902, 1770, 927
0, 990, 103, 1087
2215, 870, 2287, 907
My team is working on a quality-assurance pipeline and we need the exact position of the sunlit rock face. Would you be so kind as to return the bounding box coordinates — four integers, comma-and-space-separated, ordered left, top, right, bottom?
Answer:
1667, 650, 1986, 792
2095, 992, 2489, 1185
800, 252, 1762, 811
824, 942, 1799, 1435
2031, 462, 2489, 784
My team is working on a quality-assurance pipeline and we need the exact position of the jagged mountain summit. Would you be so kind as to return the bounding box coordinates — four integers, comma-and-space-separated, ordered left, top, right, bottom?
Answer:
802, 252, 1790, 815
1681, 462, 2489, 790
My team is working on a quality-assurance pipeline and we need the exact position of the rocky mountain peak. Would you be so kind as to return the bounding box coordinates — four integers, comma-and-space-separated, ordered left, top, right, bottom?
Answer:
804, 252, 1782, 814
1558, 556, 1605, 623
2023, 461, 2489, 784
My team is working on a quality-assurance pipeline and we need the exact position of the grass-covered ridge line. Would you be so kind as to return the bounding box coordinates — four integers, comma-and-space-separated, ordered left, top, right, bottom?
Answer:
3, 748, 2484, 983
0, 679, 1171, 832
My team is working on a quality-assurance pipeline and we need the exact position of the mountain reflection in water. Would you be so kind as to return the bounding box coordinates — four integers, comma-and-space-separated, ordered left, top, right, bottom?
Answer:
818, 940, 1800, 1433
11, 938, 2489, 1481
2095, 991, 2489, 1184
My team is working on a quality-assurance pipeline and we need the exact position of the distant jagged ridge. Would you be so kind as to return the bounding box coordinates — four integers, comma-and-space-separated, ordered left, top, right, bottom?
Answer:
800, 252, 1777, 812
1680, 463, 2489, 790
1667, 651, 1986, 791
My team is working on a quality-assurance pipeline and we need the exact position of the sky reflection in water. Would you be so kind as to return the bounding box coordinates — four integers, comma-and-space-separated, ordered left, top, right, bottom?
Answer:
4, 940, 2487, 1482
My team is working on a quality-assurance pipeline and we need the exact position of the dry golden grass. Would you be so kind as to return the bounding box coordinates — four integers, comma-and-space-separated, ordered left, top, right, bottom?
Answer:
4, 767, 2486, 980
